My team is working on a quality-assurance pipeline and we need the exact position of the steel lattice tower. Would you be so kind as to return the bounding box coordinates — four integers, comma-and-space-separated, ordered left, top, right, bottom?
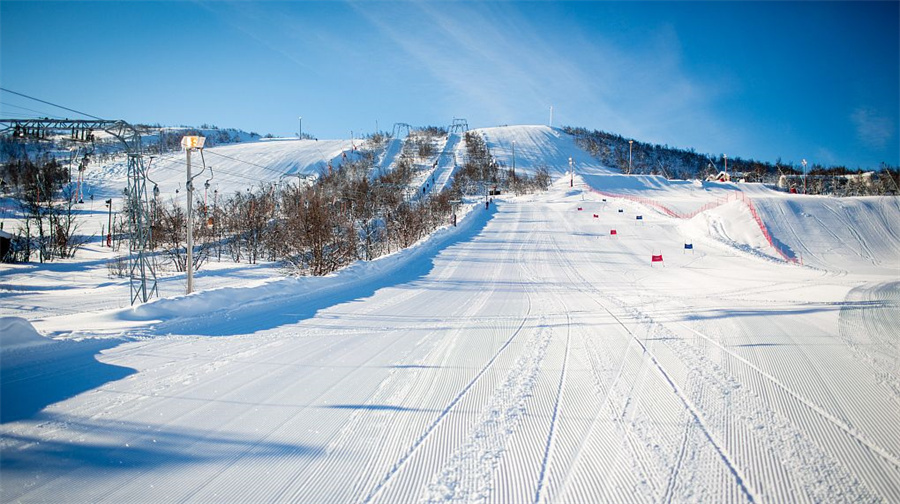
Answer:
126, 152, 158, 304
1, 118, 158, 304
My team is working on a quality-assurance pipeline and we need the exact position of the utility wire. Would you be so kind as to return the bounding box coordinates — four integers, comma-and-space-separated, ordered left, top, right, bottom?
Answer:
203, 149, 298, 176
151, 144, 305, 182
150, 152, 266, 185
0, 101, 67, 119
0, 88, 318, 187
0, 87, 105, 120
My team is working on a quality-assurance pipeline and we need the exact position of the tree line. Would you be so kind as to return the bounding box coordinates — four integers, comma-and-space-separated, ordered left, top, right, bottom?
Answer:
564, 126, 899, 196
1, 127, 553, 266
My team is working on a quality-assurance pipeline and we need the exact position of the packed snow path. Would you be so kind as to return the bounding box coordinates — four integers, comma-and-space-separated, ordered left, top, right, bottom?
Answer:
2, 181, 900, 503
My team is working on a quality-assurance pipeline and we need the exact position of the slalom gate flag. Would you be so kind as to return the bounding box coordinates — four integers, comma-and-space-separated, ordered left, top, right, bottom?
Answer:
651, 254, 664, 263
577, 207, 583, 211
636, 215, 643, 220
610, 229, 617, 235
684, 243, 693, 250
593, 214, 599, 218
618, 209, 624, 213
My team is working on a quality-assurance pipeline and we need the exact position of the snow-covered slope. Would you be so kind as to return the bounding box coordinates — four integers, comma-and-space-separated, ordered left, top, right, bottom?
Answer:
577, 172, 900, 276
742, 184, 900, 275
83, 138, 357, 200
476, 124, 614, 176
2, 125, 899, 503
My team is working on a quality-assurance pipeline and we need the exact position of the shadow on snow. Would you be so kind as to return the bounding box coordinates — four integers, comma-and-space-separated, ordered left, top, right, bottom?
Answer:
1, 340, 136, 424
1, 413, 322, 472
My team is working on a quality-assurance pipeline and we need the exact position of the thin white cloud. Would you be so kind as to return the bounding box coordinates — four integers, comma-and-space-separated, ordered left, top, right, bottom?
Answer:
210, 0, 743, 155
388, 3, 734, 153
851, 107, 895, 150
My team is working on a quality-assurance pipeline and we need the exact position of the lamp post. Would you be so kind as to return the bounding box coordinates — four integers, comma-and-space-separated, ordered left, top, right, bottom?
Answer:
802, 159, 808, 194
298, 116, 302, 139
629, 140, 633, 174
181, 135, 206, 295
724, 154, 728, 177
512, 140, 516, 175
569, 157, 574, 187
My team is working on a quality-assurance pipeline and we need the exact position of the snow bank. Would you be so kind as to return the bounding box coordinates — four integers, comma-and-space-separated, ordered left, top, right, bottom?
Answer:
0, 317, 52, 353
52, 201, 492, 338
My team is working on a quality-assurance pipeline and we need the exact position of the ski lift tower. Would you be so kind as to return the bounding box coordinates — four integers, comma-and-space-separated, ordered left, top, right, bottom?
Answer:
392, 123, 412, 139
0, 117, 158, 304
449, 118, 469, 134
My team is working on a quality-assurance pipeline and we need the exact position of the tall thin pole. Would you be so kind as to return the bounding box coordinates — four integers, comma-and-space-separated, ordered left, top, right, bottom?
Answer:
186, 148, 194, 295
298, 116, 302, 139
629, 140, 633, 174
802, 159, 808, 194
569, 157, 574, 187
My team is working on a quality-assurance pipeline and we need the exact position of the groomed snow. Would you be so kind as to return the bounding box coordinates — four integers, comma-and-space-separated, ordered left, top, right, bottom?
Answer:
1, 126, 899, 503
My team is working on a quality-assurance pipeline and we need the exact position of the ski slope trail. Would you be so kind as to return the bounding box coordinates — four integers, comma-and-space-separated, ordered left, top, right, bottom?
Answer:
378, 137, 405, 173
2, 179, 899, 503
478, 125, 613, 176
431, 132, 463, 193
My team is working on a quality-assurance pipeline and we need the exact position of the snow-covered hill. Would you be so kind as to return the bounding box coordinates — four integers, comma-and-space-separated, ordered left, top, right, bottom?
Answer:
82, 137, 358, 201
477, 124, 613, 176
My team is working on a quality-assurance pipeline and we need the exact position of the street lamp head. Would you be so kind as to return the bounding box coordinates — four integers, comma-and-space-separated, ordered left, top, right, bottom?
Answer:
181, 136, 206, 150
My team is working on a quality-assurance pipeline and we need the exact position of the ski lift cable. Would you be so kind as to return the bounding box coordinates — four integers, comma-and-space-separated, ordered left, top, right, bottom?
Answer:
160, 156, 266, 185
203, 149, 287, 175
0, 87, 105, 120
0, 101, 68, 120
146, 150, 261, 184
204, 148, 319, 182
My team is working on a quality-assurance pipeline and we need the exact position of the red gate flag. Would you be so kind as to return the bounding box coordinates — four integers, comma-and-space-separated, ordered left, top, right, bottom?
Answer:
610, 229, 617, 235
651, 254, 664, 262
593, 214, 599, 218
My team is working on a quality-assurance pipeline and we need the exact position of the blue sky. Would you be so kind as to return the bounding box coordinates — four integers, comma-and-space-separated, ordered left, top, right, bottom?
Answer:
1, 1, 897, 169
